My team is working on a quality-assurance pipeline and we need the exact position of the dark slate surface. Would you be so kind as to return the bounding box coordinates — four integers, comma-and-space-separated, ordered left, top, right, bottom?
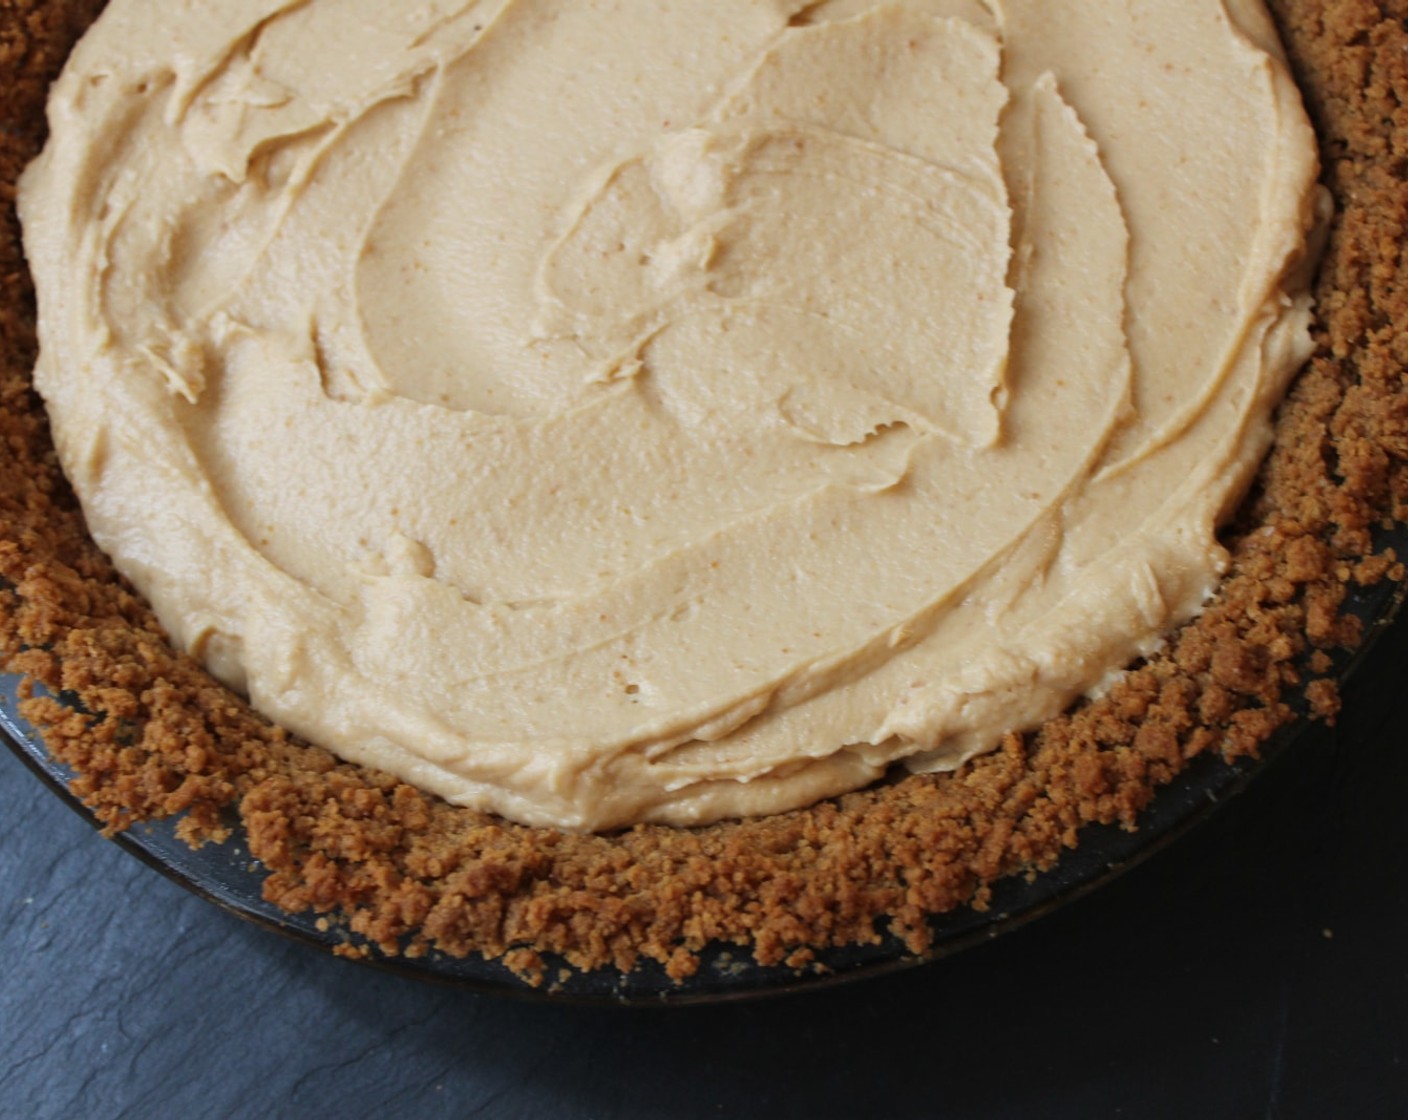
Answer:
3, 612, 1407, 1120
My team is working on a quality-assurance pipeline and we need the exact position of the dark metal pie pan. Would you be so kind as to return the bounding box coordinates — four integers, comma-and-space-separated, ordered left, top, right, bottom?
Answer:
3, 526, 1403, 1005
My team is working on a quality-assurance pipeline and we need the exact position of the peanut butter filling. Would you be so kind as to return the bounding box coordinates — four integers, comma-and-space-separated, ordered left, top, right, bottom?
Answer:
20, 0, 1324, 830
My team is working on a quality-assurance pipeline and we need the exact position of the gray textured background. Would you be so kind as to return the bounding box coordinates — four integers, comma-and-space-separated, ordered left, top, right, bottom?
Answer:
3, 612, 1407, 1120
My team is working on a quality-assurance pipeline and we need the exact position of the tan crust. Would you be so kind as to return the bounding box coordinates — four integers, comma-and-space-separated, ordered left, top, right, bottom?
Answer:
2, 0, 1406, 984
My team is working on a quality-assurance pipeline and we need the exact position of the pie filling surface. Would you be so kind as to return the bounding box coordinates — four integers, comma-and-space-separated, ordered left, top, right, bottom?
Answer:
20, 0, 1324, 830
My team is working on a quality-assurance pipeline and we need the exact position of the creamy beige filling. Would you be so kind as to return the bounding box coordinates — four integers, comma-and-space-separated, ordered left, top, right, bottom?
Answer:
20, 0, 1324, 830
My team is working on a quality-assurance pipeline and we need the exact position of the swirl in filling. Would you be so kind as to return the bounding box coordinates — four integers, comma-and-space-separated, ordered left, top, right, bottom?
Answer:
21, 0, 1324, 829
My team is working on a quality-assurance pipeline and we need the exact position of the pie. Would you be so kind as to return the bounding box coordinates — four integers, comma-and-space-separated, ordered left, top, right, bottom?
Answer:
1, 0, 1404, 985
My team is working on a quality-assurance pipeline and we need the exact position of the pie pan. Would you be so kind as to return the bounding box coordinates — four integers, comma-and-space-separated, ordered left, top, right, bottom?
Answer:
3, 0, 1408, 1006
3, 544, 1402, 1005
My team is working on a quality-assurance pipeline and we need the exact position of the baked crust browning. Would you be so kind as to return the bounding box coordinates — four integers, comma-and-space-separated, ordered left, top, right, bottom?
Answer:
2, 0, 1405, 982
